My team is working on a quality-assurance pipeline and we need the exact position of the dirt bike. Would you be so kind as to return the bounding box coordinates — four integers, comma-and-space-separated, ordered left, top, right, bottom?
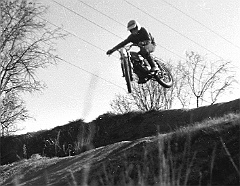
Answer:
118, 44, 173, 93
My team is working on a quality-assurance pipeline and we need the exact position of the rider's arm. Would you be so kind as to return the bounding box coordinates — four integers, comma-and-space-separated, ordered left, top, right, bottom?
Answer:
111, 38, 131, 52
107, 37, 131, 55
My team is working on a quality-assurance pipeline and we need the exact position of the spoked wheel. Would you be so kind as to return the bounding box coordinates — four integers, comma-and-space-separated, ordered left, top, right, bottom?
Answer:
154, 61, 173, 88
123, 58, 132, 93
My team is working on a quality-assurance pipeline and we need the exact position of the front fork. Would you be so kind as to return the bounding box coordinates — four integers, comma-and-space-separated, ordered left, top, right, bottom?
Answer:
121, 56, 133, 81
121, 60, 125, 77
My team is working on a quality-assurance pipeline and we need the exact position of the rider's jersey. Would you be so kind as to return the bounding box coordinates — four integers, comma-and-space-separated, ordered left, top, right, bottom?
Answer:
112, 27, 155, 51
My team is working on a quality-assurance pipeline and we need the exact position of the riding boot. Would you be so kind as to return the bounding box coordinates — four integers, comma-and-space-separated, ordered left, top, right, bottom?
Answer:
146, 55, 159, 72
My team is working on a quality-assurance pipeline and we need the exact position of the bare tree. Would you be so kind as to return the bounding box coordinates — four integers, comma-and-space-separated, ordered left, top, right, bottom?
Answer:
111, 81, 168, 113
110, 94, 133, 114
0, 92, 28, 135
131, 81, 171, 111
209, 75, 236, 104
167, 60, 192, 108
0, 0, 65, 135
184, 51, 236, 107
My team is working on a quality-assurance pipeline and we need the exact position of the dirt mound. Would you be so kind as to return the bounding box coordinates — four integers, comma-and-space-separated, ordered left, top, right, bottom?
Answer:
1, 113, 239, 185
1, 99, 239, 166
93, 98, 240, 147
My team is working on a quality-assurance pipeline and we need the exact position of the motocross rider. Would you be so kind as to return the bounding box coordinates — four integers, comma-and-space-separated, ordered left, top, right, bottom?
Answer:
106, 20, 159, 84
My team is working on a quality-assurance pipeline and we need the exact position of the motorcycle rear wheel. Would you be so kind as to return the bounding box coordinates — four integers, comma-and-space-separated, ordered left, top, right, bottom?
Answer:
154, 61, 173, 88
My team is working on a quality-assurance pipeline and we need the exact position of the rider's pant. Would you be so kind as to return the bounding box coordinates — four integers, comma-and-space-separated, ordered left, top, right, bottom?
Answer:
139, 44, 156, 68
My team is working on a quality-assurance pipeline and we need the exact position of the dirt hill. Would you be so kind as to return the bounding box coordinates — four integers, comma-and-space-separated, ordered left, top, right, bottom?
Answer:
0, 99, 240, 185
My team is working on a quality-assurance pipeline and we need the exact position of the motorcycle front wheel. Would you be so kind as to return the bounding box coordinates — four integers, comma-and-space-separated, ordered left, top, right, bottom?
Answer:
123, 58, 132, 93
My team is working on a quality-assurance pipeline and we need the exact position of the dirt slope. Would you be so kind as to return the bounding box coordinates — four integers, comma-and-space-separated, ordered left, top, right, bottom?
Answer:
1, 115, 239, 185
92, 98, 240, 147
0, 99, 239, 185
1, 99, 239, 166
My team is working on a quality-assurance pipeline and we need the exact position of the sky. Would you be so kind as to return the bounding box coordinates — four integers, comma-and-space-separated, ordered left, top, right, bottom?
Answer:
17, 0, 240, 134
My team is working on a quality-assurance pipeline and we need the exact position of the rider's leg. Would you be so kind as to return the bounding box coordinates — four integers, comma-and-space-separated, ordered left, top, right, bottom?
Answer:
146, 55, 159, 72
139, 48, 159, 72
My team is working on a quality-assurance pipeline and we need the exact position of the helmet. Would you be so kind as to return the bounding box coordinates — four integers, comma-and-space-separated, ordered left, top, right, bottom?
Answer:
127, 20, 141, 31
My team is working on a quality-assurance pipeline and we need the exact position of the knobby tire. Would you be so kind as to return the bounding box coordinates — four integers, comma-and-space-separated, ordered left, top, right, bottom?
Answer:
123, 58, 132, 93
155, 61, 173, 88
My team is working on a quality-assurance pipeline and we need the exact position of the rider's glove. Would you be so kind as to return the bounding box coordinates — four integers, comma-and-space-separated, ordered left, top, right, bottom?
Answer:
106, 49, 114, 55
138, 42, 145, 46
138, 41, 150, 47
